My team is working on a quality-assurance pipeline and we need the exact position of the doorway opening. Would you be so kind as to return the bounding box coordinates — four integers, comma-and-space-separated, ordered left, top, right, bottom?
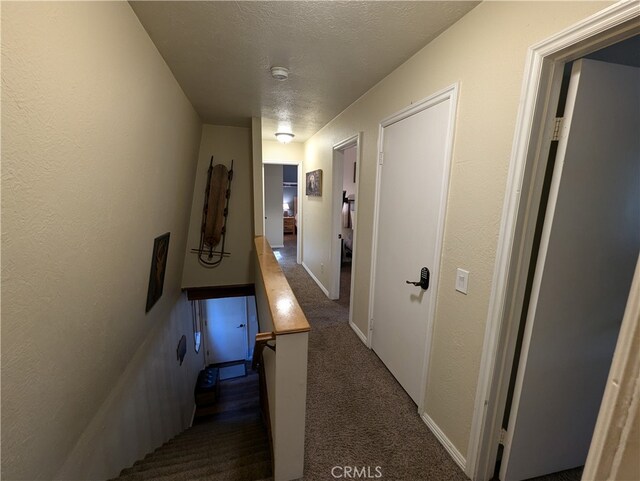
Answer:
499, 37, 638, 481
191, 292, 267, 438
331, 134, 361, 327
189, 294, 262, 425
191, 295, 258, 366
468, 8, 640, 480
264, 161, 302, 265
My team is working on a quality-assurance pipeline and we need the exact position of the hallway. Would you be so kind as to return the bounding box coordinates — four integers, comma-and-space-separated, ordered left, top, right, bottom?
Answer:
274, 236, 467, 480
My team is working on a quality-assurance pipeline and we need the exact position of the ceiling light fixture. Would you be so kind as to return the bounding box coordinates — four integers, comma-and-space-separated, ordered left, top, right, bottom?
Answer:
275, 132, 295, 144
270, 66, 289, 81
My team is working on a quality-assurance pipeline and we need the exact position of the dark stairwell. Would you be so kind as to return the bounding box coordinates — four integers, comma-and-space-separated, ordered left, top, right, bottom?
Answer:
112, 365, 272, 481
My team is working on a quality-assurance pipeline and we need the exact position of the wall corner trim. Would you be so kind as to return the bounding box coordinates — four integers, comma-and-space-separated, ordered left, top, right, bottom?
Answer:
421, 412, 467, 473
301, 261, 331, 298
349, 320, 369, 347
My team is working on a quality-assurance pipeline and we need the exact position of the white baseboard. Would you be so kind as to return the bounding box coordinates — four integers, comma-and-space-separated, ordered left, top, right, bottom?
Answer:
421, 412, 466, 472
349, 321, 369, 347
271, 244, 284, 248
302, 261, 330, 297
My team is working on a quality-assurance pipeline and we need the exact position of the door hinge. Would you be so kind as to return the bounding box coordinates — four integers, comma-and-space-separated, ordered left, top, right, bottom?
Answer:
552, 117, 564, 141
499, 428, 507, 445
370, 318, 374, 330
378, 152, 384, 165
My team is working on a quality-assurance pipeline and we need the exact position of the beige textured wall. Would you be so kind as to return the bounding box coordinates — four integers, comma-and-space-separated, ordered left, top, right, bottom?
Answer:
263, 140, 305, 163
302, 1, 611, 458
252, 118, 265, 236
1, 2, 203, 479
182, 125, 254, 288
55, 294, 204, 480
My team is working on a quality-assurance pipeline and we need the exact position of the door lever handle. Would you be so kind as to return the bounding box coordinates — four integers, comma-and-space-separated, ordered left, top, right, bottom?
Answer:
406, 267, 430, 290
237, 323, 246, 328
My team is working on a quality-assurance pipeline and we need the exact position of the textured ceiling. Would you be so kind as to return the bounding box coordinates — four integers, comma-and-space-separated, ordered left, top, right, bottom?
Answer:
130, 1, 479, 141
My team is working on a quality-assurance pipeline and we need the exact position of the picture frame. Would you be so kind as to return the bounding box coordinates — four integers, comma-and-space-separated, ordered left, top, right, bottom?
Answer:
306, 169, 323, 197
146, 232, 170, 312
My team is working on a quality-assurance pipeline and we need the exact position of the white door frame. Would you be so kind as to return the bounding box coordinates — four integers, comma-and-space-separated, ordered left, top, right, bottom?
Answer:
467, 4, 639, 480
330, 133, 362, 332
263, 158, 303, 264
368, 84, 458, 413
583, 255, 640, 480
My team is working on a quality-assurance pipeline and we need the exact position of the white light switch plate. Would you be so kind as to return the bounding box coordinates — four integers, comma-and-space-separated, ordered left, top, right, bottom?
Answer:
456, 268, 469, 294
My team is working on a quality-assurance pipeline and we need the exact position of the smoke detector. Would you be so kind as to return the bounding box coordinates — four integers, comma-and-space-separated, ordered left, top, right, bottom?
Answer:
270, 66, 289, 81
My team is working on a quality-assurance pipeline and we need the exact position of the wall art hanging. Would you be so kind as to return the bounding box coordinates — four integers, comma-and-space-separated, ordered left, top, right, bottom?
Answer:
146, 232, 170, 312
191, 156, 234, 267
306, 169, 322, 196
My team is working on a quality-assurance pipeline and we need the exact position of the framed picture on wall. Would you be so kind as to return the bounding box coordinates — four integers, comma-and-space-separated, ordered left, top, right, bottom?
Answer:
146, 232, 170, 312
306, 169, 323, 197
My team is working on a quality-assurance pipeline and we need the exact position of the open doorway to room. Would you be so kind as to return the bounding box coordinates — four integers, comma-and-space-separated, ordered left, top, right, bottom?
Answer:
264, 162, 302, 266
191, 295, 259, 376
331, 134, 361, 320
469, 12, 639, 481
498, 40, 638, 481
188, 293, 262, 424
281, 165, 299, 262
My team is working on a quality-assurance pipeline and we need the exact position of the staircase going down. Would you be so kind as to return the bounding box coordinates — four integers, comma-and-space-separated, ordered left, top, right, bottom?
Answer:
112, 365, 272, 481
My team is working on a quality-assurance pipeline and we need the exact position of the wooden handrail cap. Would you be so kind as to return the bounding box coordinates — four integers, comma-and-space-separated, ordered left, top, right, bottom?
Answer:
254, 236, 311, 335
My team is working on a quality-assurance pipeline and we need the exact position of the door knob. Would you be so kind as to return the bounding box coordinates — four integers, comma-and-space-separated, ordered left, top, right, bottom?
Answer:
237, 323, 246, 328
406, 267, 430, 290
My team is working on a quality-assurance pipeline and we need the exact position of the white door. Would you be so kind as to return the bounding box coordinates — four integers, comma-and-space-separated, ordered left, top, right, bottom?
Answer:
371, 89, 456, 404
264, 164, 284, 248
204, 297, 249, 364
501, 59, 640, 481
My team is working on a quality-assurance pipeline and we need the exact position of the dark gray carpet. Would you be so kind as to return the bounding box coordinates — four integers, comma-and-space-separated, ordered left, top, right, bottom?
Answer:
275, 235, 583, 481
113, 372, 272, 481
274, 235, 468, 481
526, 467, 583, 481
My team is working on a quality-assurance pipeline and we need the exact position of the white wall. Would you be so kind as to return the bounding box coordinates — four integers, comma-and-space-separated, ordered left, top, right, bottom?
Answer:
56, 295, 204, 480
182, 125, 254, 288
301, 1, 611, 458
263, 140, 305, 163
264, 164, 284, 248
1, 2, 203, 479
252, 118, 265, 237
